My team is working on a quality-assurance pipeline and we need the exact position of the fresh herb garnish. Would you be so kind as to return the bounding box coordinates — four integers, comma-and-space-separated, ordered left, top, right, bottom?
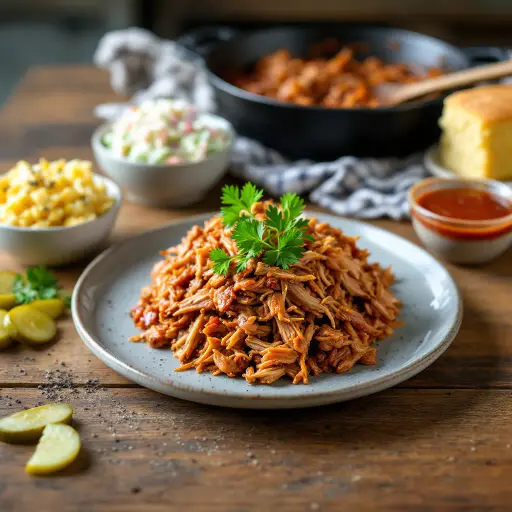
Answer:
13, 265, 71, 306
210, 183, 313, 276
63, 294, 72, 308
220, 183, 263, 228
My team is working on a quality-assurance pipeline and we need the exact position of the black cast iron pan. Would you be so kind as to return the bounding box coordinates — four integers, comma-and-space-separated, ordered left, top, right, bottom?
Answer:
178, 25, 507, 160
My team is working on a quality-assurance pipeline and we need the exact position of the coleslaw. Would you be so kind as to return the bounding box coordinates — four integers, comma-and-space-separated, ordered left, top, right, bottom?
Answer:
101, 99, 231, 165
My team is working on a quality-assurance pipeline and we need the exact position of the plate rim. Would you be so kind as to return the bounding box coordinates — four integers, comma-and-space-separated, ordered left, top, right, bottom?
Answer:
72, 212, 463, 408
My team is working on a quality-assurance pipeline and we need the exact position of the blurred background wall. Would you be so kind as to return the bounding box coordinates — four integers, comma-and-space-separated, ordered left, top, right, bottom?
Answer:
1, 0, 512, 104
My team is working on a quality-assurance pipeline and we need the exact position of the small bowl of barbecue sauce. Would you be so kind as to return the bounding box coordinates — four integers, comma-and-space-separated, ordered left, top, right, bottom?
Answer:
409, 178, 512, 264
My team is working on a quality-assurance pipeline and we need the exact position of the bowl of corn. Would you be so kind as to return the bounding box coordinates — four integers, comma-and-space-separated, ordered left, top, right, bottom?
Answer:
0, 159, 122, 266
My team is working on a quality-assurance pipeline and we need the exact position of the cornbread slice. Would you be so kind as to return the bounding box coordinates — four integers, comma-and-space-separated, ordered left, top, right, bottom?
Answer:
439, 85, 512, 180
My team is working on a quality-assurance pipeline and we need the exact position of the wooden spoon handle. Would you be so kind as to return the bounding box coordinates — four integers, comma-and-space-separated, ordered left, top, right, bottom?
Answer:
390, 60, 512, 105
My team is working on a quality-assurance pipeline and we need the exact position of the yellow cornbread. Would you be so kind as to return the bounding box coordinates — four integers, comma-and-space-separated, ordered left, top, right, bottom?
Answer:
439, 85, 512, 180
0, 159, 114, 228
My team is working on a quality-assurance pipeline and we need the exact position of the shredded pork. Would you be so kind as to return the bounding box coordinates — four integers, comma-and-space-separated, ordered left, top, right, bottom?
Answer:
130, 205, 401, 385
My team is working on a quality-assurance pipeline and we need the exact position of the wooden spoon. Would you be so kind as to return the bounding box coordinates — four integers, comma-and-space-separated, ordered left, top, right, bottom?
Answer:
376, 59, 512, 106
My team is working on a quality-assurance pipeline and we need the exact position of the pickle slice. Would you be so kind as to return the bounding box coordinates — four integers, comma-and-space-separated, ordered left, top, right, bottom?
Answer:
0, 270, 17, 294
26, 423, 80, 475
0, 294, 16, 310
31, 299, 65, 319
0, 403, 73, 443
6, 305, 57, 345
0, 309, 11, 349
0, 271, 17, 310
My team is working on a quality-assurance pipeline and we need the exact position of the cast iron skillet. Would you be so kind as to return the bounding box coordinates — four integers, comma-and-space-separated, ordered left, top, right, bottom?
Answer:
178, 25, 507, 160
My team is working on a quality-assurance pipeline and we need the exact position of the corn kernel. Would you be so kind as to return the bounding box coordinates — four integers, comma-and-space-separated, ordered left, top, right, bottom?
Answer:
0, 159, 113, 227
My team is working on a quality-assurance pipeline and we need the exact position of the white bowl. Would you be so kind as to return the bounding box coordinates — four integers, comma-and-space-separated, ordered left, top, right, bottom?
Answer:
91, 116, 234, 208
0, 175, 122, 267
409, 177, 512, 265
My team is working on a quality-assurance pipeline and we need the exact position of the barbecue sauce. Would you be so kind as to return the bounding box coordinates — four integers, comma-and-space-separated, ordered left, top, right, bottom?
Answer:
414, 187, 512, 240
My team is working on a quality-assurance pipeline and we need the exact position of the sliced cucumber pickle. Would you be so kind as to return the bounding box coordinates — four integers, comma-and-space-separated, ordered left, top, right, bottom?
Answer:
26, 423, 80, 475
31, 299, 65, 319
0, 403, 73, 443
0, 294, 16, 310
0, 270, 17, 294
7, 305, 57, 345
0, 309, 11, 349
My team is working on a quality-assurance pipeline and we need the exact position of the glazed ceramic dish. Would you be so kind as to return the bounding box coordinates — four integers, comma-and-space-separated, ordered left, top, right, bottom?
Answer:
72, 212, 462, 409
409, 177, 512, 264
91, 116, 234, 208
425, 145, 512, 185
0, 175, 122, 266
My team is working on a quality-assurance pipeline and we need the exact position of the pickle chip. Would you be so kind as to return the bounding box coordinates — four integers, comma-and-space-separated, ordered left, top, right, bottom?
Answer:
6, 305, 57, 345
26, 423, 81, 475
0, 403, 73, 443
0, 270, 17, 294
0, 309, 11, 349
0, 294, 16, 310
0, 271, 17, 310
31, 299, 65, 319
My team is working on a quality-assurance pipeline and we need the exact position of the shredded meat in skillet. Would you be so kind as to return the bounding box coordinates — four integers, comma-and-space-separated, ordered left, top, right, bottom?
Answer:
227, 41, 443, 108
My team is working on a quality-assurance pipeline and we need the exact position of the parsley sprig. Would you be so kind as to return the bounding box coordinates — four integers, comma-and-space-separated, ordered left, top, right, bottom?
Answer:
13, 265, 71, 307
210, 183, 313, 275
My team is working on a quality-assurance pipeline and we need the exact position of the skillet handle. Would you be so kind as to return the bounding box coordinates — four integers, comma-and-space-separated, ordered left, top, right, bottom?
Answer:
177, 26, 239, 58
463, 46, 510, 65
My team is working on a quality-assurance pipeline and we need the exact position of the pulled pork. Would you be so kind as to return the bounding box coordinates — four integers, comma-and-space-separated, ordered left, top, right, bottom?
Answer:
131, 207, 401, 385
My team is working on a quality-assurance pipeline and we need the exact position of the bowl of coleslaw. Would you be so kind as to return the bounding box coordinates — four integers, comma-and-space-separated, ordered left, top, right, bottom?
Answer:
92, 99, 234, 207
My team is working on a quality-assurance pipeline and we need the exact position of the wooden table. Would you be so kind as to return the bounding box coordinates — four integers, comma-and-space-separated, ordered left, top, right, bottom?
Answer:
1, 66, 511, 512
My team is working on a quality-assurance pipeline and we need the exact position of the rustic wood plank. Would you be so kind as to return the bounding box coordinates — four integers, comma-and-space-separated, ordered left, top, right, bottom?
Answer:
5, 66, 120, 102
1, 388, 512, 512
0, 66, 123, 128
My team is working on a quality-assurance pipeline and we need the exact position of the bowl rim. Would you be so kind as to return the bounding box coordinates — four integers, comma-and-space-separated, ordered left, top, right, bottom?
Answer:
91, 111, 235, 170
409, 177, 512, 228
0, 172, 123, 233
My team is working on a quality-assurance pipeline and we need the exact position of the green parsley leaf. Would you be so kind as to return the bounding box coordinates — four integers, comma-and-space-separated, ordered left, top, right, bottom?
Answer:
13, 274, 38, 305
265, 204, 286, 233
290, 216, 315, 242
232, 218, 266, 258
26, 265, 58, 290
209, 248, 233, 276
64, 294, 72, 308
278, 227, 306, 249
40, 287, 59, 300
212, 183, 311, 275
290, 216, 310, 231
220, 185, 245, 227
221, 185, 242, 208
220, 182, 263, 227
220, 206, 242, 228
240, 182, 263, 211
12, 266, 70, 306
280, 193, 305, 228
235, 254, 253, 274
264, 228, 305, 269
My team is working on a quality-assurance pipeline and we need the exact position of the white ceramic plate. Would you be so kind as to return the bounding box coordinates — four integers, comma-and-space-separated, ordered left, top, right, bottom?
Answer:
425, 144, 512, 185
72, 212, 462, 409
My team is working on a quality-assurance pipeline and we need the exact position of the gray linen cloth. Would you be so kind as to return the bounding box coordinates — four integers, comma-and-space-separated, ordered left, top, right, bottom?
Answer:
94, 27, 429, 219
